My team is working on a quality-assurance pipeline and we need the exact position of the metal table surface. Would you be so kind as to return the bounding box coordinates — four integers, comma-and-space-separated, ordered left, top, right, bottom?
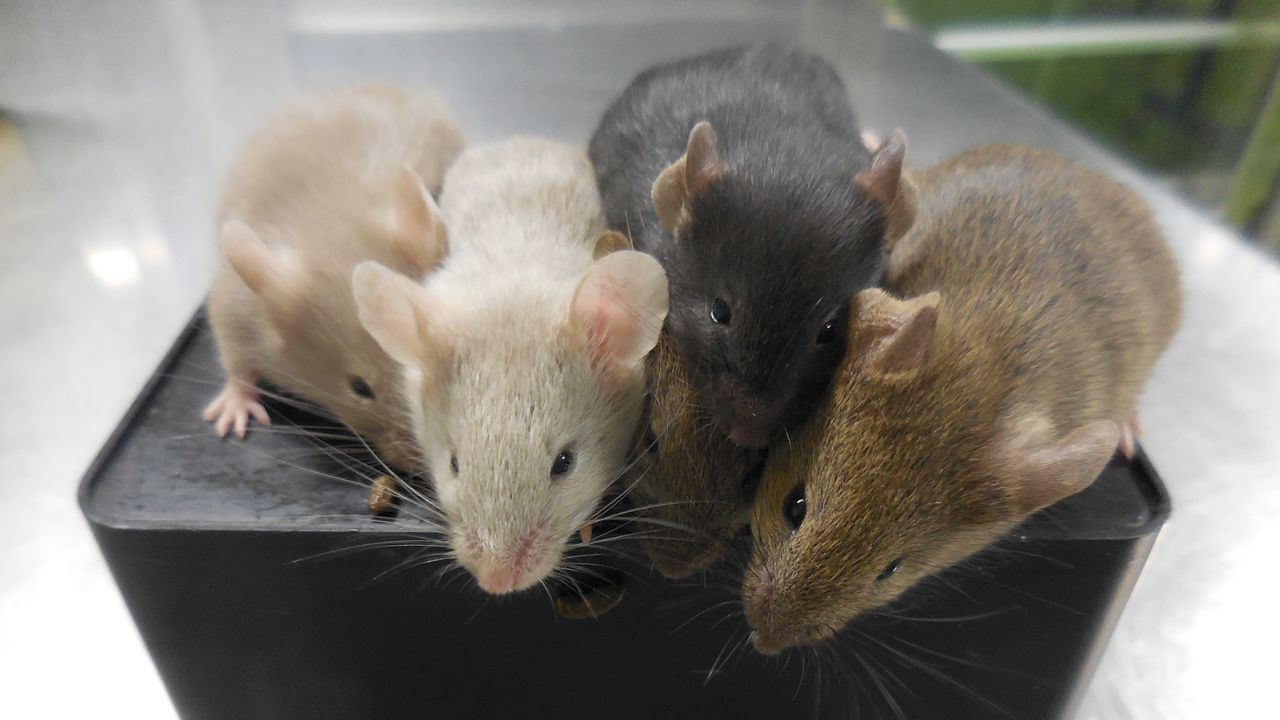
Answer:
1, 2, 1275, 718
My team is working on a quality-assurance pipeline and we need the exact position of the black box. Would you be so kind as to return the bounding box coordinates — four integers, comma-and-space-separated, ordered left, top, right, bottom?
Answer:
80, 314, 1169, 719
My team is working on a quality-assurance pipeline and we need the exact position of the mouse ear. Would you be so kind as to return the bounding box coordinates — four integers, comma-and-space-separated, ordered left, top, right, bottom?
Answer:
592, 229, 631, 260
390, 164, 449, 277
352, 260, 442, 371
569, 250, 669, 378
221, 220, 303, 320
847, 288, 939, 379
854, 130, 916, 247
1002, 420, 1119, 515
651, 121, 727, 233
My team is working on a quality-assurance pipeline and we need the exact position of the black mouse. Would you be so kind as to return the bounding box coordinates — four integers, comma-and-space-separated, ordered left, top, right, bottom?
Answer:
589, 44, 913, 447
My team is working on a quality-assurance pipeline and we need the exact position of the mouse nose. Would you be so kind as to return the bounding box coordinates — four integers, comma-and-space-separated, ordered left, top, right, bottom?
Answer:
476, 565, 519, 594
469, 529, 545, 595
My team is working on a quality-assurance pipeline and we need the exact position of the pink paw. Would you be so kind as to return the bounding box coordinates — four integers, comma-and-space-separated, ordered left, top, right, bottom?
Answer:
202, 381, 270, 438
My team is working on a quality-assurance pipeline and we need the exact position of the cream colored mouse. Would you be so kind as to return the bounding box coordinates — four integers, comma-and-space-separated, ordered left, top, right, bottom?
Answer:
204, 85, 465, 469
354, 139, 668, 595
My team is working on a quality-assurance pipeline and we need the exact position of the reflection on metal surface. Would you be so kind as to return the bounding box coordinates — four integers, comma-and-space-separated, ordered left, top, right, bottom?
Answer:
85, 246, 141, 288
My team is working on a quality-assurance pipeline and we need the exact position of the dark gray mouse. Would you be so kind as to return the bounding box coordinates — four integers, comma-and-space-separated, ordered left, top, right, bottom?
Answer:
589, 44, 914, 447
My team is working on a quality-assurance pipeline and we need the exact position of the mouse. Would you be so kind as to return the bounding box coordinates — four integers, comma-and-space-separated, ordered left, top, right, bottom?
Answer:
204, 84, 465, 470
621, 329, 764, 579
589, 44, 916, 448
741, 145, 1181, 654
352, 139, 669, 595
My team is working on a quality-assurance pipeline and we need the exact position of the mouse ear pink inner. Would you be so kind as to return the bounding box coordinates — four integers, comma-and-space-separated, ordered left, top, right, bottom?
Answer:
847, 288, 939, 379
854, 130, 916, 245
221, 220, 304, 322
569, 250, 669, 378
390, 164, 449, 277
651, 120, 727, 233
1004, 420, 1120, 515
352, 260, 440, 371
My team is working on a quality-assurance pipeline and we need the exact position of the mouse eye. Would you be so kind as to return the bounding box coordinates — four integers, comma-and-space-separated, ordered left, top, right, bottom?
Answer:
709, 298, 732, 325
816, 319, 837, 346
551, 448, 575, 478
782, 483, 806, 532
450, 454, 459, 476
877, 557, 903, 582
349, 376, 375, 400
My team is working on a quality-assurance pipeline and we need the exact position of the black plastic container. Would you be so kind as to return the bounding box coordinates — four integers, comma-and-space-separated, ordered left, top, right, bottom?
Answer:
80, 314, 1169, 720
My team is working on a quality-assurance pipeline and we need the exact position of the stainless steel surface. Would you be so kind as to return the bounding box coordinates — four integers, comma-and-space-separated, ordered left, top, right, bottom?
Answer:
1, 1, 1275, 717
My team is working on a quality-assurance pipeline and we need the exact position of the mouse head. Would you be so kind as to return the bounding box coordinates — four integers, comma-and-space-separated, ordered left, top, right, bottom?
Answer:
651, 122, 917, 448
220, 165, 447, 468
355, 247, 668, 595
622, 330, 765, 579
742, 289, 1119, 654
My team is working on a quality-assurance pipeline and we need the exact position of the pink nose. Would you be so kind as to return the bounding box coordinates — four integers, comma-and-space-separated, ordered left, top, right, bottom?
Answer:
476, 565, 519, 595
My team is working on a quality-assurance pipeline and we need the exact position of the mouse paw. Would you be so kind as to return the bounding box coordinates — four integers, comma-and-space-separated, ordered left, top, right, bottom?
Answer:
203, 381, 270, 439
1118, 412, 1143, 459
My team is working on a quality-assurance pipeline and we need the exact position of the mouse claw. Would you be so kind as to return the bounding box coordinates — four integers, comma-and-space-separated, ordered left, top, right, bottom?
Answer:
204, 381, 269, 439
579, 523, 593, 544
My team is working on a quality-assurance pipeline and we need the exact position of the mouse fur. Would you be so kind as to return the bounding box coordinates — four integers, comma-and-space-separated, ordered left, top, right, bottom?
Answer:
205, 84, 465, 469
354, 139, 668, 595
743, 145, 1181, 654
622, 330, 764, 579
589, 44, 914, 448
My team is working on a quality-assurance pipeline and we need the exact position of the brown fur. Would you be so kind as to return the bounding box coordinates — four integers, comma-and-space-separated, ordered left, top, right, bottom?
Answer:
624, 332, 763, 578
743, 145, 1181, 654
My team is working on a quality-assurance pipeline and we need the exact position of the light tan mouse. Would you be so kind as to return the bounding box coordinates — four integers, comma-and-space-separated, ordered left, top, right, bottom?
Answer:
743, 145, 1181, 654
354, 139, 668, 595
204, 85, 465, 469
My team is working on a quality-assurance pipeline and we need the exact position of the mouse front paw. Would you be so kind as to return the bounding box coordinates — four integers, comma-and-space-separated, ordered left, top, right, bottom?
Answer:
202, 380, 270, 438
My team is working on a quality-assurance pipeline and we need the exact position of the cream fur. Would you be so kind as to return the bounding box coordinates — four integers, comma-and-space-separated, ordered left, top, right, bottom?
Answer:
206, 84, 465, 467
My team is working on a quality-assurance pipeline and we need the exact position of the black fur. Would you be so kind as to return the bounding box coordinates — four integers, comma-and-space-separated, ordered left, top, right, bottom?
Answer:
589, 44, 887, 447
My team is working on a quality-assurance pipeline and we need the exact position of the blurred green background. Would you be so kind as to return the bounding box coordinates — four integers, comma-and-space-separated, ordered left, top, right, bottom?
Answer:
884, 0, 1280, 250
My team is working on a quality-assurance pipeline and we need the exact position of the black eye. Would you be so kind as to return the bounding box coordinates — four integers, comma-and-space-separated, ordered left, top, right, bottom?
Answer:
877, 557, 903, 582
551, 448, 575, 477
710, 298, 732, 325
350, 376, 375, 400
450, 454, 459, 476
782, 484, 807, 532
816, 319, 836, 346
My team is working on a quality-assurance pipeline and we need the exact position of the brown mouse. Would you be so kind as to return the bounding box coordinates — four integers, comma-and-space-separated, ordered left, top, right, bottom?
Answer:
622, 331, 764, 579
742, 145, 1181, 654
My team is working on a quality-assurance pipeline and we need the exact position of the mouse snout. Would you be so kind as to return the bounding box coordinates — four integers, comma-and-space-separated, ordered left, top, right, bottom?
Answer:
464, 526, 554, 595
718, 401, 774, 448
708, 380, 777, 448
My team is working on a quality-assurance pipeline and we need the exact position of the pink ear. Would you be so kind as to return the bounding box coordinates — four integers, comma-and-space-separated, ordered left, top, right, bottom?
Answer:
352, 261, 439, 370
221, 220, 302, 320
847, 288, 940, 378
1008, 420, 1120, 514
651, 121, 727, 233
570, 251, 668, 376
391, 164, 449, 277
